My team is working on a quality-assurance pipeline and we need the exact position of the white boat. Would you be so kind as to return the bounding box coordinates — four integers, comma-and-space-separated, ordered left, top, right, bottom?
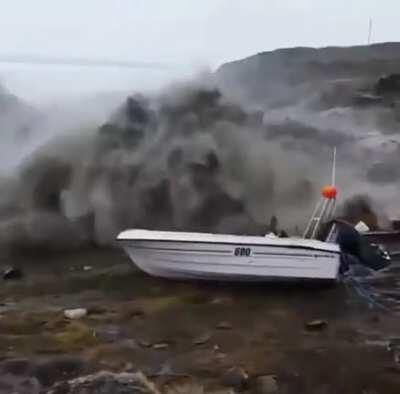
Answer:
117, 149, 344, 282
117, 229, 341, 281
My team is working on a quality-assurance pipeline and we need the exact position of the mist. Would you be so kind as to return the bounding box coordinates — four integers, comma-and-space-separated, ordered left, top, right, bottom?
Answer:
0, 59, 399, 254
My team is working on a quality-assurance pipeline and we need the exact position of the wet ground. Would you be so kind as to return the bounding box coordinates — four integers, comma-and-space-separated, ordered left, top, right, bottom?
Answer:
1, 248, 400, 393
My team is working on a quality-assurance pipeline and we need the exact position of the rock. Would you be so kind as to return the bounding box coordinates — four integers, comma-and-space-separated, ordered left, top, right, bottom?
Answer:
161, 376, 203, 394
368, 315, 380, 323
388, 337, 400, 351
0, 374, 41, 394
193, 332, 212, 345
34, 356, 85, 387
0, 358, 33, 375
0, 301, 16, 312
87, 305, 108, 315
384, 364, 400, 374
46, 371, 160, 394
153, 343, 169, 350
153, 363, 173, 376
123, 308, 146, 319
221, 367, 249, 390
95, 325, 124, 342
254, 375, 278, 394
216, 322, 233, 330
365, 339, 389, 348
124, 363, 134, 371
3, 267, 23, 280
305, 320, 327, 331
64, 308, 87, 320
314, 384, 334, 394
138, 339, 153, 348
215, 353, 227, 362
210, 297, 233, 305
375, 73, 400, 95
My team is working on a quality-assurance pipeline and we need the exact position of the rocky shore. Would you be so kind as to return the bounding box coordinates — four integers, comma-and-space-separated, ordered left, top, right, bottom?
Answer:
0, 248, 399, 393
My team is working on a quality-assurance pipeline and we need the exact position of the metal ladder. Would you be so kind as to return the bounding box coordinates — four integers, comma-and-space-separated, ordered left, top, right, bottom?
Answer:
303, 147, 337, 240
303, 197, 337, 239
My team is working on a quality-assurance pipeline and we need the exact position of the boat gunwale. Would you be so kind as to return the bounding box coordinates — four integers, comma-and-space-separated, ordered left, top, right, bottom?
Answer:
117, 238, 341, 255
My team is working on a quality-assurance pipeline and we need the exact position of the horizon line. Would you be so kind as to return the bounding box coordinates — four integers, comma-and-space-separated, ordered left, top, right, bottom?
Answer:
0, 54, 176, 70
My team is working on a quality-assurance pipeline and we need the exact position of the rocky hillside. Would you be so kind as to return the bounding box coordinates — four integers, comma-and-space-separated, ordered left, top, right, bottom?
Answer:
216, 42, 400, 108
0, 84, 39, 140
2, 44, 400, 253
216, 43, 400, 221
0, 83, 42, 173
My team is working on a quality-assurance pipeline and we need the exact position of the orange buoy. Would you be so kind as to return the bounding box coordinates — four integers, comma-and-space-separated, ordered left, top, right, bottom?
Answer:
321, 185, 338, 199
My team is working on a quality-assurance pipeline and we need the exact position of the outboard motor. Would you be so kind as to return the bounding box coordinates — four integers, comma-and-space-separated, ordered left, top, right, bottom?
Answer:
357, 241, 391, 271
324, 220, 391, 272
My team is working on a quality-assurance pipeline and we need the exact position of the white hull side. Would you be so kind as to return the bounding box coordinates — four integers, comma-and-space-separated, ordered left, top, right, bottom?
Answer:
121, 240, 341, 281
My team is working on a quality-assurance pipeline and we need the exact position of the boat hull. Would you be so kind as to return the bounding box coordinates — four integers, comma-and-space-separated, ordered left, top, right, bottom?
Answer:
120, 239, 341, 282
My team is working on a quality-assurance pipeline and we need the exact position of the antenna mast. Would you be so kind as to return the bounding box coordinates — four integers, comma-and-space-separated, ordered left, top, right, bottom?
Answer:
368, 18, 373, 45
331, 147, 336, 186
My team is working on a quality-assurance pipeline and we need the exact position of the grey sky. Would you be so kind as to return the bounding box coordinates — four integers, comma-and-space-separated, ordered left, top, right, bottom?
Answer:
0, 0, 398, 102
0, 0, 398, 67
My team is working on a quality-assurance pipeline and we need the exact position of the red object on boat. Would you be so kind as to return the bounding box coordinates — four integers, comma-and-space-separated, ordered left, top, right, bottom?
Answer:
321, 185, 338, 199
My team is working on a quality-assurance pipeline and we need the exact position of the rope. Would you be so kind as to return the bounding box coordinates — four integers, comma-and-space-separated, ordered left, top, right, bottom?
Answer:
344, 274, 391, 312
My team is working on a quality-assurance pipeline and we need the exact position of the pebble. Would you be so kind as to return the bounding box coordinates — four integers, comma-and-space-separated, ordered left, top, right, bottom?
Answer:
305, 319, 328, 331
216, 321, 233, 330
365, 339, 389, 348
384, 364, 400, 374
3, 267, 23, 280
215, 353, 227, 361
193, 332, 212, 345
64, 308, 88, 320
138, 339, 153, 348
124, 362, 134, 371
368, 315, 380, 323
222, 366, 249, 390
153, 343, 169, 350
211, 297, 233, 305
